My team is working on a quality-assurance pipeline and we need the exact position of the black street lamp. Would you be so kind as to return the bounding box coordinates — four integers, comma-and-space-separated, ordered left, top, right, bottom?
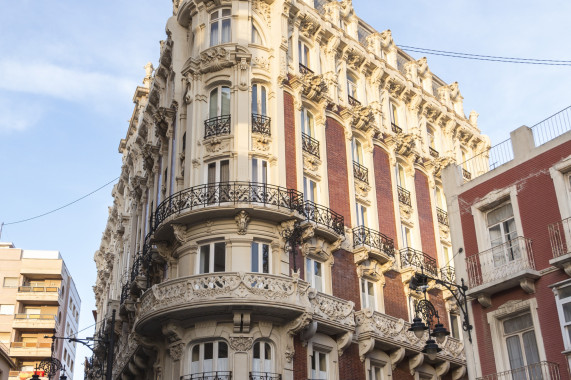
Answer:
408, 268, 473, 359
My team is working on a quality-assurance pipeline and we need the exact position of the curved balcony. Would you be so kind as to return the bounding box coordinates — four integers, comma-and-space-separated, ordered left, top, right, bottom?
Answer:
135, 272, 311, 334
400, 248, 438, 277
309, 290, 355, 333
352, 226, 395, 264
205, 115, 231, 138
252, 114, 271, 136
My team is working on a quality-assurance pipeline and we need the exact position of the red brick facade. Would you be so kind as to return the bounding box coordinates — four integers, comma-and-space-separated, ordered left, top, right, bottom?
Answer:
332, 249, 361, 311
415, 169, 438, 261
325, 116, 351, 227
283, 91, 297, 190
373, 146, 398, 245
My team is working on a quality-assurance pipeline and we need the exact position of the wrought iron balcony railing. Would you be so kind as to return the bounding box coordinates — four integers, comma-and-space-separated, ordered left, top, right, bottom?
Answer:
130, 255, 144, 282
181, 371, 232, 380
348, 95, 361, 107
120, 282, 131, 305
204, 115, 231, 138
465, 236, 535, 288
250, 372, 281, 380
252, 113, 271, 136
548, 217, 571, 258
302, 132, 320, 158
399, 248, 438, 277
391, 122, 402, 134
352, 226, 395, 258
462, 168, 472, 181
476, 361, 561, 380
429, 147, 439, 158
299, 63, 313, 75
397, 186, 411, 206
302, 200, 345, 236
436, 207, 449, 226
353, 161, 369, 184
440, 265, 456, 283
153, 182, 304, 231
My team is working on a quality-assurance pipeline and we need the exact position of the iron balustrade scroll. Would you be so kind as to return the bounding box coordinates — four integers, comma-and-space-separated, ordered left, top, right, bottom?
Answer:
348, 95, 361, 107
299, 63, 313, 75
397, 186, 411, 206
252, 114, 271, 136
204, 115, 231, 138
352, 226, 395, 258
250, 373, 281, 380
130, 255, 144, 282
548, 217, 571, 258
476, 361, 561, 380
353, 161, 369, 184
436, 207, 449, 226
302, 200, 345, 236
391, 123, 402, 134
400, 247, 438, 277
302, 132, 320, 158
153, 182, 304, 231
181, 372, 232, 380
429, 147, 439, 158
440, 265, 456, 283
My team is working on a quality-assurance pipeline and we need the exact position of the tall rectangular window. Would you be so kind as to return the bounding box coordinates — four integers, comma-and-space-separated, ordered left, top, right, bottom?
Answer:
303, 177, 317, 203
310, 351, 328, 380
251, 242, 270, 273
298, 41, 310, 67
503, 313, 541, 375
361, 279, 376, 310
252, 158, 268, 185
210, 9, 231, 46
306, 258, 323, 292
487, 203, 518, 266
355, 202, 367, 227
556, 285, 571, 350
3, 277, 18, 288
199, 242, 226, 274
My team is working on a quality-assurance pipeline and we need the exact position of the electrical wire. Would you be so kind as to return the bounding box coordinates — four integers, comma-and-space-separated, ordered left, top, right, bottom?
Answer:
3, 176, 119, 226
398, 45, 571, 66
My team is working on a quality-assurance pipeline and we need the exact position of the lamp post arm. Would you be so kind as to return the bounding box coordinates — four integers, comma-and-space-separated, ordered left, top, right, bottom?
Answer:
431, 277, 473, 343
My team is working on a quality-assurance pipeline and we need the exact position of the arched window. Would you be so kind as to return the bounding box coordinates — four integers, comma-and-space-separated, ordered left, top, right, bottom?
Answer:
209, 87, 231, 119
191, 341, 229, 374
251, 84, 267, 116
252, 341, 273, 373
251, 22, 262, 44
210, 9, 231, 46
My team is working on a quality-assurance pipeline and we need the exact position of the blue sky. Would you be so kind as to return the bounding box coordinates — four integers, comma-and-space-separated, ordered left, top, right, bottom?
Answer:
1, 1, 570, 378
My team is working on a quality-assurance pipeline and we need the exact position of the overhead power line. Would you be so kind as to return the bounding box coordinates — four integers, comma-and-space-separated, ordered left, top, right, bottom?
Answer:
398, 45, 571, 66
3, 176, 119, 226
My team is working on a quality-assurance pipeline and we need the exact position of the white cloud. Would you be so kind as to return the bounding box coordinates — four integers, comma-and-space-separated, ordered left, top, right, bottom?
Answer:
0, 60, 137, 104
0, 98, 45, 133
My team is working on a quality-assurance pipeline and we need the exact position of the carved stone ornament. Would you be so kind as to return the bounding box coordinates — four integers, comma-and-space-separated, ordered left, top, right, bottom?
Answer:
395, 133, 417, 157
380, 29, 395, 51
204, 136, 230, 153
399, 203, 413, 222
168, 342, 185, 361
346, 48, 365, 71
172, 224, 192, 245
308, 288, 355, 328
252, 55, 270, 71
350, 105, 375, 132
299, 14, 320, 39
286, 312, 313, 336
303, 154, 321, 178
229, 336, 254, 352
198, 47, 233, 74
252, 135, 271, 152
301, 74, 328, 101
252, 0, 271, 27
235, 211, 250, 235
285, 346, 295, 363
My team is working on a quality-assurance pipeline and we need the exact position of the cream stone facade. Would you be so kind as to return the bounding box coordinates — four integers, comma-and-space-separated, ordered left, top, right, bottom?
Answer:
0, 242, 80, 380
91, 1, 488, 380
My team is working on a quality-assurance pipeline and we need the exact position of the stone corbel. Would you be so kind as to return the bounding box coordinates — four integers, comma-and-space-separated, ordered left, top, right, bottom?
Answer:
162, 322, 184, 344
359, 337, 375, 362
286, 312, 313, 336
409, 353, 424, 376
477, 294, 492, 308
168, 342, 185, 361
452, 365, 467, 380
234, 211, 250, 235
172, 224, 193, 245
336, 331, 353, 356
520, 278, 536, 294
436, 361, 450, 379
390, 347, 406, 370
300, 321, 318, 344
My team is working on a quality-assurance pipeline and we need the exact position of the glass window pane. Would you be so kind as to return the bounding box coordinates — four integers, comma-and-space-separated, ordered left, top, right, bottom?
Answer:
262, 244, 269, 274
200, 245, 210, 274
220, 160, 230, 183
192, 345, 200, 362
208, 163, 216, 184
251, 243, 259, 272
308, 112, 314, 136
559, 286, 571, 299
214, 243, 225, 272
306, 258, 312, 284
253, 341, 260, 359
261, 86, 267, 115
450, 314, 460, 339
210, 11, 218, 21
204, 342, 214, 360
522, 331, 540, 365
218, 341, 228, 358
252, 158, 258, 183
210, 22, 219, 47
209, 88, 218, 117
564, 302, 571, 323
506, 336, 524, 371
221, 87, 231, 115
487, 203, 514, 226
222, 9, 231, 17
265, 342, 271, 360
252, 84, 258, 114
221, 19, 231, 43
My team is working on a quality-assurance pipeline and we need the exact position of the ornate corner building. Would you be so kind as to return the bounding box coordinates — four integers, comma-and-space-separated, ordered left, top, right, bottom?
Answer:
91, 1, 489, 379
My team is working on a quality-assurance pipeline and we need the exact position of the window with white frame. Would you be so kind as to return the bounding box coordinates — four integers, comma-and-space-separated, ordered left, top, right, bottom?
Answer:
252, 84, 267, 116
355, 201, 368, 227
198, 242, 226, 274
306, 257, 324, 292
301, 108, 315, 137
252, 158, 268, 185
303, 177, 318, 203
555, 284, 571, 350
502, 313, 541, 374
0, 305, 14, 315
347, 73, 358, 101
408, 296, 420, 323
396, 163, 406, 189
251, 242, 270, 274
298, 41, 311, 69
449, 313, 462, 340
401, 225, 412, 248
191, 341, 229, 374
210, 9, 231, 46
252, 341, 273, 373
426, 126, 436, 149
369, 364, 384, 380
310, 350, 328, 380
390, 103, 400, 129
487, 202, 519, 266
207, 160, 230, 184
360, 278, 376, 310
209, 86, 231, 118
435, 185, 446, 210
352, 138, 364, 164
441, 244, 453, 268
251, 22, 262, 44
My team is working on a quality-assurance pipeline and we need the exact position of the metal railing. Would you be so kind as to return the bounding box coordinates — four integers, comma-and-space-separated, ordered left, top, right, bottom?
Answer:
400, 248, 438, 277
436, 207, 449, 226
462, 168, 472, 181
477, 361, 561, 380
549, 217, 571, 258
397, 186, 411, 206
459, 138, 513, 183
252, 114, 271, 136
299, 63, 313, 75
348, 95, 361, 107
465, 236, 535, 288
391, 122, 402, 134
302, 132, 320, 158
11, 342, 52, 348
429, 147, 439, 158
181, 372, 232, 380
250, 372, 281, 380
531, 105, 571, 147
17, 286, 59, 293
353, 161, 369, 184
120, 282, 131, 305
130, 255, 144, 282
352, 226, 395, 258
440, 265, 456, 283
302, 200, 345, 236
204, 115, 231, 138
14, 314, 56, 320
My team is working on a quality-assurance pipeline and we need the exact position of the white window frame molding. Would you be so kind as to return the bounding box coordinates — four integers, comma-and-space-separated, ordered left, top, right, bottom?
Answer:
364, 350, 392, 380
471, 185, 524, 253
550, 155, 571, 220
552, 278, 571, 350
486, 298, 546, 373
307, 333, 339, 380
